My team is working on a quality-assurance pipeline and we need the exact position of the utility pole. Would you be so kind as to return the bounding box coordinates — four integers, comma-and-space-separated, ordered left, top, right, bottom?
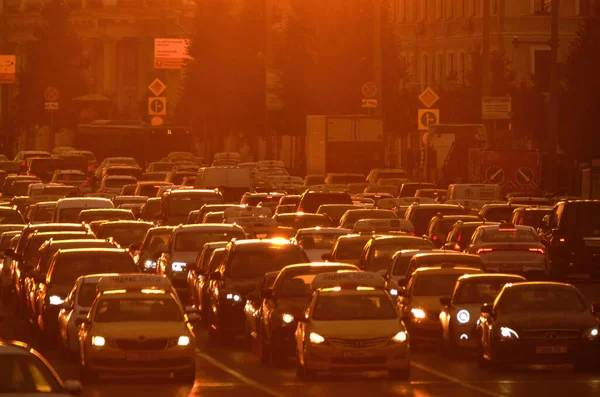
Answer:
373, 0, 382, 118
264, 0, 274, 159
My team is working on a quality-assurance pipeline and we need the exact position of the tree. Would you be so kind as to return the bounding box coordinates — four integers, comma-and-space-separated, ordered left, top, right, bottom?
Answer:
562, 2, 600, 162
15, 0, 88, 136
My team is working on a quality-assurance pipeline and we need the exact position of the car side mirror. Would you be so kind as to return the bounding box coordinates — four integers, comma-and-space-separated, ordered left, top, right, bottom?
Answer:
63, 380, 83, 395
261, 288, 274, 300
396, 286, 408, 298
129, 243, 140, 252
480, 303, 493, 315
59, 302, 72, 310
591, 303, 600, 315
541, 215, 550, 230
210, 271, 221, 281
321, 253, 331, 261
295, 315, 307, 323
439, 297, 451, 307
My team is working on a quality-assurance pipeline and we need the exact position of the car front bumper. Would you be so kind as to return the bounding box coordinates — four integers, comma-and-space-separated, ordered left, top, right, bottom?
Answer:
304, 342, 410, 372
489, 339, 600, 364
86, 344, 196, 373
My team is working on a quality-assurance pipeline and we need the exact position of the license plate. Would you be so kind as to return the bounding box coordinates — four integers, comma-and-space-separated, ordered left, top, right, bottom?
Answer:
343, 351, 375, 358
125, 352, 159, 361
500, 265, 523, 272
585, 240, 600, 247
535, 346, 567, 354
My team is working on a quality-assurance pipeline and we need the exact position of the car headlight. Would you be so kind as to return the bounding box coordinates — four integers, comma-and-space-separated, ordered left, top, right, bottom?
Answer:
583, 327, 599, 340
499, 327, 519, 340
391, 331, 408, 343
172, 262, 186, 272
309, 332, 325, 345
282, 313, 294, 324
49, 295, 64, 306
411, 308, 426, 319
225, 292, 242, 302
177, 336, 190, 346
144, 260, 156, 269
91, 336, 105, 347
456, 309, 470, 324
389, 289, 398, 296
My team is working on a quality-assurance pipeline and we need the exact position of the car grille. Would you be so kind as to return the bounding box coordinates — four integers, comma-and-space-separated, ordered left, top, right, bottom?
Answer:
331, 357, 387, 365
91, 357, 189, 368
428, 310, 440, 319
328, 337, 389, 348
115, 338, 169, 351
521, 329, 580, 340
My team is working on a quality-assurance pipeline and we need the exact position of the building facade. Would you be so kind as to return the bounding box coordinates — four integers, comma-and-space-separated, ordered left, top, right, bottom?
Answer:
392, 0, 591, 92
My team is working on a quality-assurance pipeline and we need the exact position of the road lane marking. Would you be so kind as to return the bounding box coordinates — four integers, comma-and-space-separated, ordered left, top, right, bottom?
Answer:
192, 382, 238, 387
198, 353, 287, 397
412, 361, 504, 397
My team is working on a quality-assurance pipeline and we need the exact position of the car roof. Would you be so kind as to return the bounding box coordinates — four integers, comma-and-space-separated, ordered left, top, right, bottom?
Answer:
55, 248, 128, 255
413, 251, 477, 259
503, 281, 576, 290
296, 227, 351, 235
457, 273, 527, 283
279, 262, 357, 272
413, 267, 484, 276
175, 224, 242, 232
98, 220, 153, 227
0, 340, 34, 355
477, 224, 533, 232
203, 241, 228, 249
167, 189, 219, 196
231, 238, 291, 246
80, 208, 131, 213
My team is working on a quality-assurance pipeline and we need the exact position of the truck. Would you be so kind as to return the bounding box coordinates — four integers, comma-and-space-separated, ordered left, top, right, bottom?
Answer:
305, 116, 385, 176
73, 120, 194, 166
423, 124, 542, 195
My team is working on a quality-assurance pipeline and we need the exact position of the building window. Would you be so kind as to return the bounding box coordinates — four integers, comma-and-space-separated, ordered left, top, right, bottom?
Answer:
577, 0, 591, 16
466, 0, 475, 17
420, 0, 428, 20
436, 0, 443, 19
533, 0, 552, 14
458, 52, 465, 83
396, 0, 406, 21
436, 53, 444, 83
491, 0, 498, 15
445, 0, 454, 18
447, 52, 455, 79
456, 0, 465, 17
533, 49, 552, 91
422, 54, 429, 85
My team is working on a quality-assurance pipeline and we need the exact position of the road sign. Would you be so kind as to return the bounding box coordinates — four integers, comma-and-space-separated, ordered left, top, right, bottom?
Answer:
154, 38, 191, 59
154, 58, 187, 69
361, 99, 378, 108
266, 93, 285, 111
150, 116, 164, 126
362, 82, 377, 98
44, 87, 59, 102
0, 74, 15, 84
418, 109, 439, 130
148, 78, 166, 96
486, 166, 505, 184
482, 96, 512, 120
418, 87, 440, 108
267, 69, 283, 90
148, 97, 166, 116
516, 167, 534, 185
0, 55, 16, 74
44, 102, 59, 110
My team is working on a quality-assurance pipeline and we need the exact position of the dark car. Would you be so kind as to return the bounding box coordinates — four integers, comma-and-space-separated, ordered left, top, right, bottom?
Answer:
358, 235, 434, 272
297, 191, 353, 214
425, 214, 481, 248
159, 189, 224, 226
443, 221, 500, 252
272, 213, 334, 231
94, 220, 153, 248
404, 203, 466, 237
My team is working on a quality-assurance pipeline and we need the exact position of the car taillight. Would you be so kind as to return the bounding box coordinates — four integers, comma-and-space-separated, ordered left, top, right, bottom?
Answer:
558, 237, 566, 244
21, 161, 26, 167
82, 182, 90, 187
529, 248, 545, 254
476, 248, 494, 254
410, 231, 415, 236
432, 235, 438, 241
87, 165, 93, 171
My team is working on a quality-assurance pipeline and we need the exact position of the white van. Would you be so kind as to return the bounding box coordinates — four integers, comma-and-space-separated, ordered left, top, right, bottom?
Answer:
195, 167, 252, 203
53, 197, 114, 223
445, 184, 503, 209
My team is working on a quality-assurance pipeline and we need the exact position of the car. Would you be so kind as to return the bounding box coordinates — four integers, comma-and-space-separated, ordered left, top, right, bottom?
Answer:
297, 191, 353, 214
192, 204, 239, 224
156, 224, 246, 298
295, 271, 410, 380
477, 282, 600, 370
77, 208, 136, 224
33, 248, 138, 338
240, 192, 286, 207
538, 200, 600, 279
190, 243, 227, 318
442, 221, 500, 252
0, 340, 82, 395
25, 201, 57, 224
439, 273, 526, 354
51, 169, 91, 194
98, 175, 138, 195
242, 271, 279, 349
326, 233, 374, 265
94, 220, 153, 249
338, 209, 396, 229
145, 161, 175, 173
53, 197, 114, 223
425, 214, 481, 248
358, 235, 434, 272
205, 239, 309, 342
78, 274, 198, 381
467, 222, 549, 279
272, 213, 334, 231
0, 206, 24, 225
402, 252, 485, 285
404, 204, 466, 237
511, 206, 552, 229
315, 204, 358, 225
352, 218, 415, 235
384, 249, 431, 296
255, 262, 358, 365
293, 227, 352, 262
139, 197, 162, 221
134, 181, 173, 197
133, 226, 174, 273
158, 189, 224, 226
396, 266, 483, 345
479, 204, 525, 223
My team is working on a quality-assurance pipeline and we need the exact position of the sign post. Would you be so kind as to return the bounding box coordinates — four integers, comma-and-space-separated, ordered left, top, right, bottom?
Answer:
148, 97, 167, 116
482, 96, 512, 120
154, 38, 192, 69
0, 55, 16, 84
418, 87, 440, 109
148, 78, 166, 97
361, 82, 378, 116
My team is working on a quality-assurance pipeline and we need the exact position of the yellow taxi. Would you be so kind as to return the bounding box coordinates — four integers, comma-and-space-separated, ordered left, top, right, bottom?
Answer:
78, 274, 198, 382
295, 272, 410, 380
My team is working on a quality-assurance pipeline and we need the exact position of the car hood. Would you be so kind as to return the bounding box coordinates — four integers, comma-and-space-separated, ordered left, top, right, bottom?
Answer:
225, 278, 262, 296
276, 297, 311, 315
411, 296, 444, 311
311, 319, 401, 339
504, 312, 598, 330
92, 322, 188, 338
304, 248, 330, 262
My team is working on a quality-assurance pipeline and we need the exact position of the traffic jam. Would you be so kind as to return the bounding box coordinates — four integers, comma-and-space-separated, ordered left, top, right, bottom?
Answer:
0, 149, 599, 394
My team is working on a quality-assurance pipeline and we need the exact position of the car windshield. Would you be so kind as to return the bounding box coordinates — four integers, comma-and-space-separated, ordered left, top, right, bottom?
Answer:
563, 203, 600, 237
77, 282, 99, 307
368, 240, 434, 270
480, 229, 538, 243
98, 224, 152, 247
58, 207, 88, 222
94, 298, 182, 322
328, 175, 364, 184
499, 286, 587, 313
105, 178, 134, 189
141, 231, 172, 253
343, 211, 395, 225
300, 194, 353, 213
413, 208, 464, 235
522, 210, 550, 228
167, 196, 223, 216
276, 215, 333, 229
335, 239, 369, 260
32, 206, 55, 223
25, 233, 90, 263
0, 210, 23, 224
50, 253, 136, 285
317, 206, 356, 222
392, 255, 414, 276
298, 234, 343, 250
227, 246, 307, 279
483, 207, 517, 222
174, 230, 244, 252
79, 211, 134, 223
206, 250, 225, 273
312, 294, 396, 321
0, 354, 64, 393
453, 279, 520, 304
412, 273, 464, 297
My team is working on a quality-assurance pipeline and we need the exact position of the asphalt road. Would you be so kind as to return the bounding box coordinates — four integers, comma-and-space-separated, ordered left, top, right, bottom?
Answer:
2, 281, 600, 397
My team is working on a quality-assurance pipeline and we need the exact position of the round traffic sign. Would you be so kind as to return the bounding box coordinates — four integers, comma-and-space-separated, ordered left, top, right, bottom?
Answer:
362, 81, 377, 98
516, 167, 534, 185
44, 86, 59, 102
486, 166, 504, 184
420, 111, 438, 128
150, 116, 164, 126
150, 99, 165, 114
